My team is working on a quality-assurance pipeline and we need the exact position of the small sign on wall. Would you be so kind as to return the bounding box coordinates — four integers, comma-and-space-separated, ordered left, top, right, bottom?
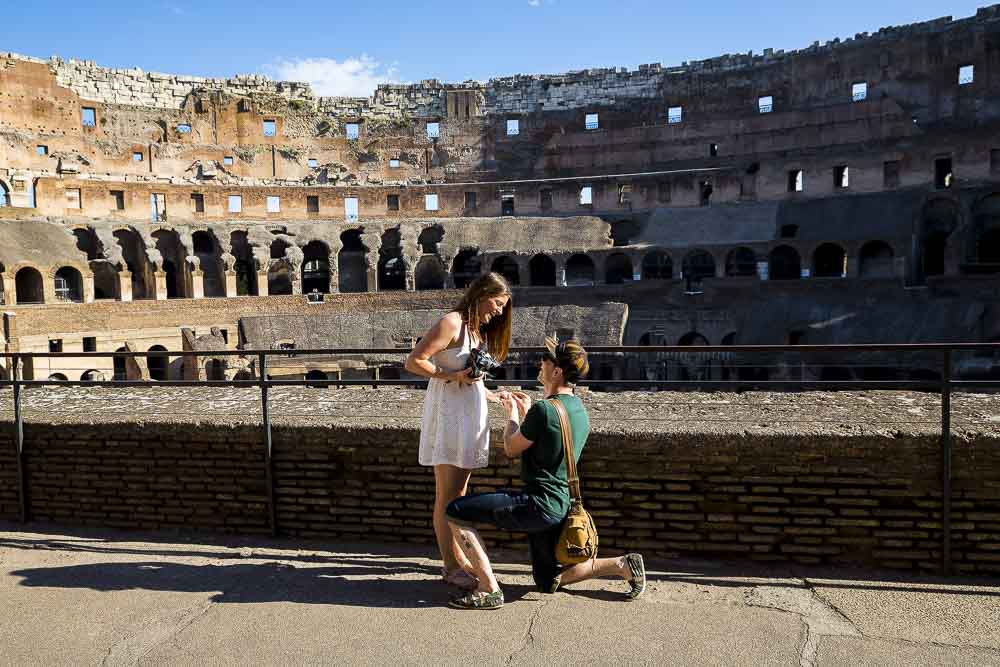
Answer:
756, 261, 769, 280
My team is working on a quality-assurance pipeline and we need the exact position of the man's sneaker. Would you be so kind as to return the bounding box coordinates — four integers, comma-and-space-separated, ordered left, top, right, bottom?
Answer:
448, 589, 504, 610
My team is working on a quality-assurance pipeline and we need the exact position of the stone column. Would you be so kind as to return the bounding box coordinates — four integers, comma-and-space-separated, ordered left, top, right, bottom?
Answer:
224, 270, 238, 297
361, 232, 382, 293
554, 255, 568, 287
119, 271, 133, 302
82, 272, 95, 303
191, 270, 205, 299
290, 262, 303, 295
257, 272, 270, 297
516, 256, 531, 287
154, 270, 168, 300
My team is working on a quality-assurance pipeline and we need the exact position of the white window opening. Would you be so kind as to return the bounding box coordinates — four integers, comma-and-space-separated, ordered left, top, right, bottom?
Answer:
223, 156, 234, 166
789, 170, 803, 193
834, 165, 850, 189
36, 145, 48, 156
150, 193, 166, 222
177, 123, 192, 133
758, 96, 773, 114
132, 151, 143, 162
426, 122, 440, 139
346, 123, 360, 140
81, 107, 96, 127
506, 119, 520, 136
585, 113, 599, 130
667, 106, 683, 124
389, 158, 401, 169
425, 194, 439, 211
959, 65, 974, 85
579, 186, 593, 206
345, 196, 359, 221
852, 82, 867, 101
263, 119, 276, 137
307, 158, 318, 168
266, 196, 281, 213
228, 195, 242, 213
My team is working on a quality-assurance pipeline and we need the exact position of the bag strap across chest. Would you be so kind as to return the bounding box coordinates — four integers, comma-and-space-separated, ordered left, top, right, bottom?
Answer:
548, 398, 581, 501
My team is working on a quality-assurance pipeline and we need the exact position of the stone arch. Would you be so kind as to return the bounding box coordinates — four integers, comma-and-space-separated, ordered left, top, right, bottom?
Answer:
0, 179, 9, 207
81, 370, 105, 382
147, 344, 168, 381
529, 254, 557, 286
681, 250, 715, 290
305, 370, 329, 386
74, 227, 118, 300
231, 230, 258, 296
418, 225, 444, 254
641, 249, 672, 280
678, 331, 710, 346
972, 194, 1000, 272
113, 346, 128, 381
725, 247, 757, 277
268, 261, 293, 296
859, 241, 895, 278
338, 229, 368, 293
565, 254, 595, 287
919, 198, 959, 280
604, 252, 633, 284
192, 230, 224, 297
768, 245, 801, 280
378, 229, 406, 291
813, 243, 847, 278
452, 249, 482, 289
677, 331, 710, 382
48, 373, 68, 382
15, 266, 44, 304
302, 240, 331, 294
415, 255, 447, 290
205, 359, 225, 381
490, 255, 520, 286
153, 228, 190, 298
113, 228, 153, 299
54, 266, 84, 302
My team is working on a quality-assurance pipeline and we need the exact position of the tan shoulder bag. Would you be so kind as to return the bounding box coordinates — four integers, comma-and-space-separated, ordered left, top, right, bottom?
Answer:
548, 398, 598, 565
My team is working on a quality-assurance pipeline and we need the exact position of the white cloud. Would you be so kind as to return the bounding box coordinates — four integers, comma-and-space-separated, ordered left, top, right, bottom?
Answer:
528, 0, 541, 5
263, 56, 400, 97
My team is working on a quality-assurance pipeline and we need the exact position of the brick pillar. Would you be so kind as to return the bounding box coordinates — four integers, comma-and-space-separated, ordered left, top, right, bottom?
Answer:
119, 271, 133, 302
82, 272, 95, 303
154, 270, 168, 300
290, 263, 303, 295
554, 256, 568, 287
224, 270, 237, 297
191, 270, 205, 299
257, 272, 270, 297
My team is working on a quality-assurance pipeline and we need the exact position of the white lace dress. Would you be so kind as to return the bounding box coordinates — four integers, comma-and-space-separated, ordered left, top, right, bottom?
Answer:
418, 324, 490, 469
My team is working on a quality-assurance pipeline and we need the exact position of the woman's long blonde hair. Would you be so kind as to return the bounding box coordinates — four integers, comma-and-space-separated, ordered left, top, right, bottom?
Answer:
452, 272, 513, 360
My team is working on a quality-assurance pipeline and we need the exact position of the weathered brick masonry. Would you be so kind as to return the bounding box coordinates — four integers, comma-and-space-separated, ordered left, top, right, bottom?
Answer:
1, 397, 999, 574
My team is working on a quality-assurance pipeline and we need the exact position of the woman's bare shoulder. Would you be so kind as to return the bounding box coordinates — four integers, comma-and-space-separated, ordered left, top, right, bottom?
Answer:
439, 311, 463, 330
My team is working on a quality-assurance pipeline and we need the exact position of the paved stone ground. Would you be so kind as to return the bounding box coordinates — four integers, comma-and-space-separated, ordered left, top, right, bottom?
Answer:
1, 523, 999, 666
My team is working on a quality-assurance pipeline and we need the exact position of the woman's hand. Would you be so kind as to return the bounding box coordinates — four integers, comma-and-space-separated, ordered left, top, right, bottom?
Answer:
443, 367, 481, 386
510, 391, 533, 415
486, 389, 512, 404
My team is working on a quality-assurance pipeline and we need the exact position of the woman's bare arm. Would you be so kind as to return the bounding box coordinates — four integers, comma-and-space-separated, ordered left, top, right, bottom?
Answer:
405, 312, 476, 384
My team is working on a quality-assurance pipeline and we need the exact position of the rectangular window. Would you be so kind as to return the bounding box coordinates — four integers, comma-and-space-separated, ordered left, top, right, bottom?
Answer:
657, 181, 671, 203
307, 158, 318, 168
883, 160, 900, 188
426, 122, 440, 139
579, 185, 593, 206
81, 107, 96, 127
346, 123, 359, 140
219, 329, 228, 344
263, 119, 276, 137
66, 188, 81, 209
667, 106, 682, 124
585, 113, 599, 130
223, 156, 234, 166
618, 183, 632, 206
191, 193, 205, 213
266, 195, 281, 213
833, 165, 850, 189
132, 151, 143, 162
228, 195, 242, 213
36, 145, 48, 156
83, 337, 97, 352
540, 189, 553, 211
506, 119, 520, 136
176, 123, 192, 133
788, 170, 803, 192
150, 193, 166, 221
345, 196, 359, 221
959, 65, 974, 85
709, 143, 718, 157
387, 194, 400, 211
49, 339, 62, 353
758, 96, 773, 114
464, 191, 477, 210
111, 190, 125, 211
935, 157, 953, 189
307, 195, 320, 213
852, 82, 868, 101
425, 194, 439, 211
501, 194, 515, 216
389, 158, 400, 169
991, 149, 1000, 174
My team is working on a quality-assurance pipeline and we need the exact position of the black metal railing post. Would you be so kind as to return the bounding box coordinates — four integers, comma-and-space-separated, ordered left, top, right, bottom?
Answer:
259, 352, 277, 537
941, 349, 953, 575
13, 355, 27, 524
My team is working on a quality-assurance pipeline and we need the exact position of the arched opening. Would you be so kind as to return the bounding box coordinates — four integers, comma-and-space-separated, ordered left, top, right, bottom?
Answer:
920, 199, 958, 280
972, 194, 1000, 273
813, 243, 847, 278
81, 370, 105, 382
205, 359, 225, 381
147, 345, 168, 381
604, 253, 633, 284
377, 229, 406, 291
681, 250, 715, 290
193, 231, 224, 297
305, 370, 329, 387
415, 255, 447, 290
725, 247, 757, 277
54, 266, 84, 302
490, 255, 520, 286
565, 254, 595, 287
113, 347, 128, 381
768, 245, 801, 280
677, 331, 710, 382
231, 231, 258, 296
418, 225, 444, 254
452, 249, 481, 289
153, 229, 189, 298
529, 254, 556, 286
74, 229, 118, 299
302, 240, 331, 294
338, 229, 368, 293
48, 373, 68, 382
859, 241, 895, 278
268, 261, 293, 296
113, 229, 153, 300
641, 250, 672, 280
678, 332, 710, 346
15, 267, 44, 304
0, 180, 8, 207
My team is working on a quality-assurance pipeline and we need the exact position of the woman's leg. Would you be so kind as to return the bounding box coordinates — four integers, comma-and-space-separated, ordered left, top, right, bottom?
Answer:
433, 464, 473, 572
449, 523, 501, 594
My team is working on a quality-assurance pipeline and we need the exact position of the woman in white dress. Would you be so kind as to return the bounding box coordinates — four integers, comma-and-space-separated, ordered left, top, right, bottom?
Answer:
405, 272, 512, 589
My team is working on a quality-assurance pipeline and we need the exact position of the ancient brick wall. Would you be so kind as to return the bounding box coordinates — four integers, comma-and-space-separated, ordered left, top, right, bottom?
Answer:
1, 419, 998, 573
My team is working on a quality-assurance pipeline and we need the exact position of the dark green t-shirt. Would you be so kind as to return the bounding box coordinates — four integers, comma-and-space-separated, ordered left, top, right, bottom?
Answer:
518, 394, 590, 520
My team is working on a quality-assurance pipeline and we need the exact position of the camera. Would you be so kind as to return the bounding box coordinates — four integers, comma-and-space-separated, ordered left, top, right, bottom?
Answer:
467, 347, 503, 380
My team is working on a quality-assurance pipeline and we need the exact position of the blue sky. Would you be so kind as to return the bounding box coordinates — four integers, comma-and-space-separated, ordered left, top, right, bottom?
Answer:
3, 1, 988, 95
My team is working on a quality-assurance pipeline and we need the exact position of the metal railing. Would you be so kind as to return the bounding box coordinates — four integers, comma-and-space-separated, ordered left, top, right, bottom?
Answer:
2, 342, 999, 574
